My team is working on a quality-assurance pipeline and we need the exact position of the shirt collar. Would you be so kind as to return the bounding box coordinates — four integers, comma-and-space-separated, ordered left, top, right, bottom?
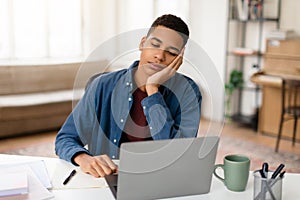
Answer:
124, 60, 139, 93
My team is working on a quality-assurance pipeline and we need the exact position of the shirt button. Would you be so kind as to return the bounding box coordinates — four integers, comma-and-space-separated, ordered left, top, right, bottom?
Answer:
128, 97, 132, 101
126, 82, 130, 86
120, 119, 124, 123
112, 155, 115, 159
150, 126, 153, 130
113, 139, 117, 143
143, 106, 146, 109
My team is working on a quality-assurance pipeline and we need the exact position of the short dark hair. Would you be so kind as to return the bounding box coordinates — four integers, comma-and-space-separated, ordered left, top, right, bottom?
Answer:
147, 14, 189, 46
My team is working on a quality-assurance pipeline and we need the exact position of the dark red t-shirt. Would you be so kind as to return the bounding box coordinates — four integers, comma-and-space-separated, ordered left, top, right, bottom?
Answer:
120, 88, 152, 143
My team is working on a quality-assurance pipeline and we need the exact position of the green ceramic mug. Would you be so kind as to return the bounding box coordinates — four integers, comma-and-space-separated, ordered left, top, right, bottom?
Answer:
213, 154, 250, 192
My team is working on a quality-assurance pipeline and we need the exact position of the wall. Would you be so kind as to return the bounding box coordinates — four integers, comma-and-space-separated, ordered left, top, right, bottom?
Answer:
189, 0, 227, 121
280, 0, 300, 33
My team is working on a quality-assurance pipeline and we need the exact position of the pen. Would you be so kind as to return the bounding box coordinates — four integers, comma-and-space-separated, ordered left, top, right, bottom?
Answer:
271, 164, 285, 179
268, 171, 285, 188
279, 171, 285, 178
260, 163, 268, 200
259, 162, 268, 178
262, 162, 269, 178
259, 169, 266, 178
63, 169, 77, 185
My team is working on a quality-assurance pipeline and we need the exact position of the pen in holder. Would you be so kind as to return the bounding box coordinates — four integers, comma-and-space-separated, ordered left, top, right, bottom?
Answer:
253, 170, 284, 200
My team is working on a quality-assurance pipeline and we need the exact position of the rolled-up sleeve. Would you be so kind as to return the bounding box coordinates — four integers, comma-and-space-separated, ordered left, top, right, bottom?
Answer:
142, 76, 201, 140
55, 79, 100, 164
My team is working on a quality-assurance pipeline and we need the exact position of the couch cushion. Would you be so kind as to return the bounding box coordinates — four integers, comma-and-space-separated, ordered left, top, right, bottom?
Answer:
0, 89, 84, 107
0, 89, 83, 121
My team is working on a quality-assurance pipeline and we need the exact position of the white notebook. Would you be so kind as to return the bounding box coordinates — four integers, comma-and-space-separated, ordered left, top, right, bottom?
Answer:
0, 172, 28, 197
0, 165, 53, 200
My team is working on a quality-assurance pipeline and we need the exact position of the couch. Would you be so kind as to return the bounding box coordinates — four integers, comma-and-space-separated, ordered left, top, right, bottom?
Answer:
0, 60, 110, 138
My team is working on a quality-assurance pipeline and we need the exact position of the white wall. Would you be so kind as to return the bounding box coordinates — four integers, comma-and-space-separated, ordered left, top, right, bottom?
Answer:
189, 0, 227, 121
280, 0, 300, 33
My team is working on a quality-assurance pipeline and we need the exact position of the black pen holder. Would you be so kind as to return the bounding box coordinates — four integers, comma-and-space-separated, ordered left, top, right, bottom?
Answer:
253, 170, 283, 200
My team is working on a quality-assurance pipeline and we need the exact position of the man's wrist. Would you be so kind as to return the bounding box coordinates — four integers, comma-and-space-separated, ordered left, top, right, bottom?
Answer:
74, 152, 90, 166
146, 84, 159, 96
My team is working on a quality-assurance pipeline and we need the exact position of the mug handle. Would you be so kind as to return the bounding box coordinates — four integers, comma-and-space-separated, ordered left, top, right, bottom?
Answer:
213, 164, 225, 183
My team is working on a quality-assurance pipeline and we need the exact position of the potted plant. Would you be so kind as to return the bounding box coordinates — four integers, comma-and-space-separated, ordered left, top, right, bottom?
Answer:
225, 69, 244, 118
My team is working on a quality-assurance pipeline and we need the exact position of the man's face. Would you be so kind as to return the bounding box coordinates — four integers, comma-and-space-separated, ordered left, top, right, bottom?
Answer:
138, 26, 184, 77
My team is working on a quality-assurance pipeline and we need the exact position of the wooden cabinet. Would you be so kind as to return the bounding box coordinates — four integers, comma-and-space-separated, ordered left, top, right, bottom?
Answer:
254, 38, 300, 140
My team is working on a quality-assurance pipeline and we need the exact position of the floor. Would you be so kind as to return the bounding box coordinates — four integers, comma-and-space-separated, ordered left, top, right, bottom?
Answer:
0, 131, 57, 153
221, 122, 300, 155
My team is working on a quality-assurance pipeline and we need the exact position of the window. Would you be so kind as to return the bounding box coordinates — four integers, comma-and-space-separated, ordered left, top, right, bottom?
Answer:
0, 0, 82, 60
0, 0, 190, 61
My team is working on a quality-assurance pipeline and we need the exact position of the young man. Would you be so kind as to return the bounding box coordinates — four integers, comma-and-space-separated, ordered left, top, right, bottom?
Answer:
55, 14, 202, 177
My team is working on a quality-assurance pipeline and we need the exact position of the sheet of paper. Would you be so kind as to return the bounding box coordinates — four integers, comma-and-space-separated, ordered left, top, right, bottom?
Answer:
28, 160, 52, 189
51, 159, 107, 189
0, 165, 54, 200
0, 160, 52, 189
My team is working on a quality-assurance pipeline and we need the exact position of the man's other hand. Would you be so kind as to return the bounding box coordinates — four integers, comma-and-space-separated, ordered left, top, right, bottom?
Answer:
74, 153, 118, 178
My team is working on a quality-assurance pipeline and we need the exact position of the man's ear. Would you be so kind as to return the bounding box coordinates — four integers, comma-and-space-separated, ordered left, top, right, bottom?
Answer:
139, 36, 147, 51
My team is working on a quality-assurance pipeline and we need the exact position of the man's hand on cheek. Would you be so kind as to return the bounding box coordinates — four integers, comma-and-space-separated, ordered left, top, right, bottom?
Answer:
146, 53, 183, 96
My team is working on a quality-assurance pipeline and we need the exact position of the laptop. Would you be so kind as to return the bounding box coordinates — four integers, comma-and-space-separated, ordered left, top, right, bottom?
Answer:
105, 136, 219, 200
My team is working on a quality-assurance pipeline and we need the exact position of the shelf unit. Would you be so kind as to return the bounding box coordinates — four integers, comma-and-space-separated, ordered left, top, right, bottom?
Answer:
225, 0, 281, 129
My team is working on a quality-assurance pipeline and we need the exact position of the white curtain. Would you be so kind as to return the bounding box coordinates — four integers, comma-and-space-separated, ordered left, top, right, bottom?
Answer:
0, 0, 189, 60
0, 0, 82, 59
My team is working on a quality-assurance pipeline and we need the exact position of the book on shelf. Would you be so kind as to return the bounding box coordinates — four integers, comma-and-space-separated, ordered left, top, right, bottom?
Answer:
266, 29, 297, 40
0, 172, 28, 197
236, 0, 248, 21
234, 0, 263, 21
248, 0, 262, 20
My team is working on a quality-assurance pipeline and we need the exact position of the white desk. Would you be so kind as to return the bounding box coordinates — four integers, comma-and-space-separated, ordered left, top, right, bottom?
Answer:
1, 154, 299, 199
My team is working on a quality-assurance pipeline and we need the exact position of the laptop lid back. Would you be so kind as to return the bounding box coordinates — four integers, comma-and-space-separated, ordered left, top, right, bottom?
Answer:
117, 136, 219, 200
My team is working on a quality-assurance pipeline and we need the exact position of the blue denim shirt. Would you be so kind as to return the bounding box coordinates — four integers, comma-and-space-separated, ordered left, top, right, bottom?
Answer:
55, 61, 202, 164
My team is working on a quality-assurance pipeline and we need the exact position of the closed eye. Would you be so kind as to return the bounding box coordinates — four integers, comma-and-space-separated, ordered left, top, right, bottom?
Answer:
151, 42, 160, 48
168, 51, 178, 56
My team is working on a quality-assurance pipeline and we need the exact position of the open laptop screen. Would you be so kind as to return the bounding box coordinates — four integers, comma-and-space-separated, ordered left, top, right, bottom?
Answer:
106, 136, 219, 200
